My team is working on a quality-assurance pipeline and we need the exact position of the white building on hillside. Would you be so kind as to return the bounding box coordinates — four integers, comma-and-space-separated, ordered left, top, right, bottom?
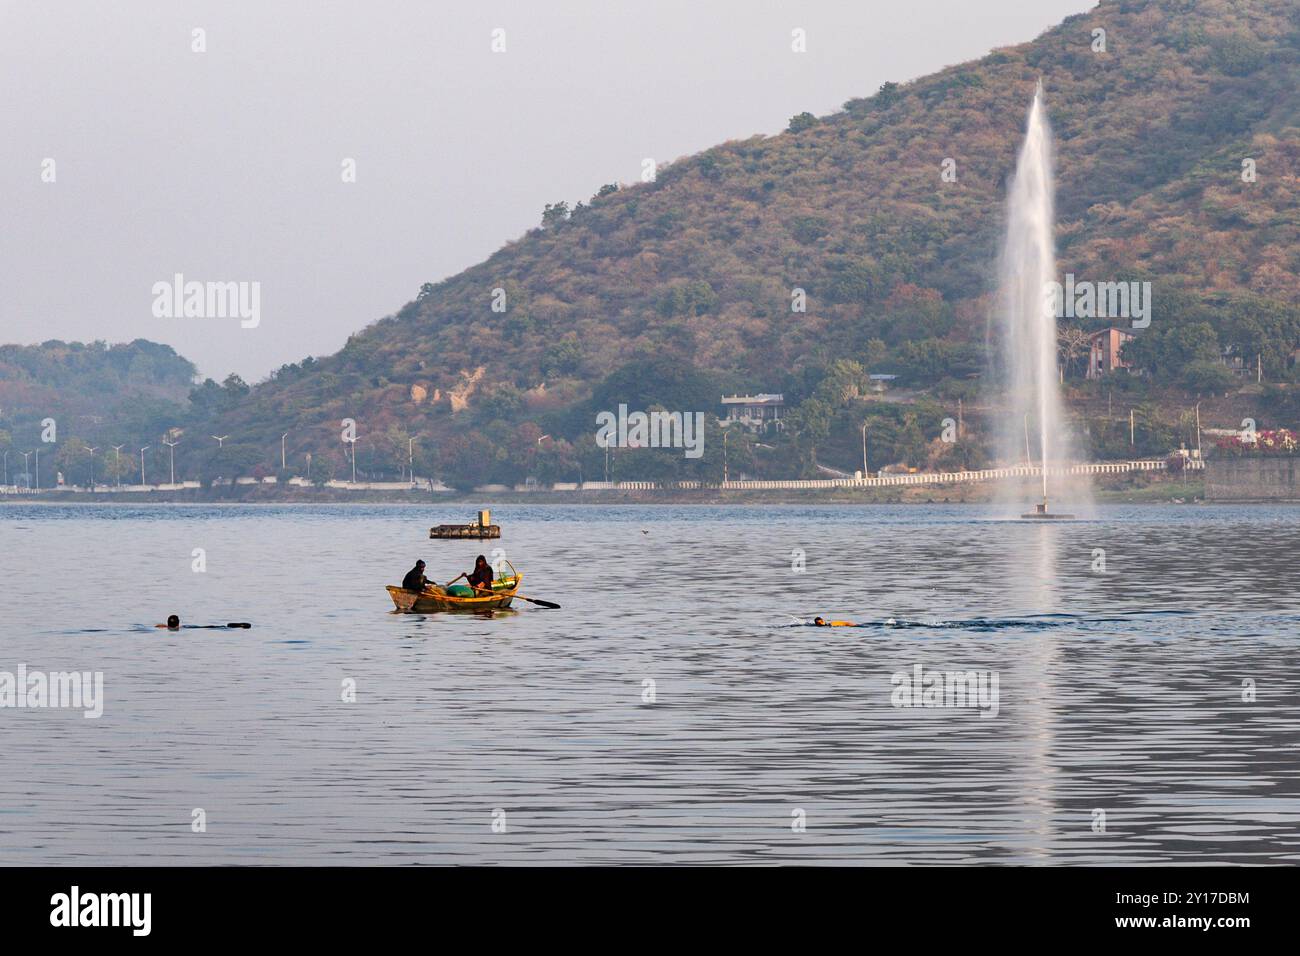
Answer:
720, 394, 784, 428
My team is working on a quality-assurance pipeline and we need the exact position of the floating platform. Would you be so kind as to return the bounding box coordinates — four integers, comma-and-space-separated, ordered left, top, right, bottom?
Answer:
1021, 502, 1074, 520
430, 509, 499, 539
429, 523, 501, 539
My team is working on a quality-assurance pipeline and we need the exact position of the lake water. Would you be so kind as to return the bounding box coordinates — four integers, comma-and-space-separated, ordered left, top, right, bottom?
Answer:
1, 502, 1297, 865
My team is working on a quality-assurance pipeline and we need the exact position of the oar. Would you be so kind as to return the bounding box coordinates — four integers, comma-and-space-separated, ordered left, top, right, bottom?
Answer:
421, 572, 466, 593
467, 583, 560, 610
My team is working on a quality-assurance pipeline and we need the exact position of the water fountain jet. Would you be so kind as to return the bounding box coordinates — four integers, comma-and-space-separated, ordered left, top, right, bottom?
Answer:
993, 82, 1083, 519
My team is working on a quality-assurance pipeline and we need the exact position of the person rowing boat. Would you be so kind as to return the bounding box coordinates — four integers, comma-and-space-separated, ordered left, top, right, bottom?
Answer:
402, 560, 434, 591
465, 554, 494, 594
385, 555, 560, 612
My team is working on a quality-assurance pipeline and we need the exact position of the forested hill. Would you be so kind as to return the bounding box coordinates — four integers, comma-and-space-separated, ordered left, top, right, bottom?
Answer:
9, 0, 1298, 487
0, 340, 195, 448
220, 0, 1296, 464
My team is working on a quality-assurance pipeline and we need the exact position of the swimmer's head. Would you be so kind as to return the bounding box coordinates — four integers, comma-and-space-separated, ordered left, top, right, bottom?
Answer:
813, 616, 825, 626
166, 614, 180, 630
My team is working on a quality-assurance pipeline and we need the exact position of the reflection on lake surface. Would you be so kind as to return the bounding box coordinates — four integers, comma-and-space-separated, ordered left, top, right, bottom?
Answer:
1, 502, 1297, 864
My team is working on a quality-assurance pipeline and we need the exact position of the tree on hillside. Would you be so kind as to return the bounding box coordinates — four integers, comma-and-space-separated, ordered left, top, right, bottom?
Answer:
1123, 322, 1221, 380
874, 81, 902, 109
896, 339, 982, 385
198, 442, 262, 486
381, 424, 414, 481
784, 398, 832, 473
222, 374, 250, 400
787, 112, 818, 133
53, 437, 92, 486
99, 448, 134, 485
534, 437, 579, 484
655, 280, 718, 318
591, 355, 719, 417
1220, 296, 1300, 382
542, 338, 583, 377
1180, 361, 1236, 397
814, 359, 869, 405
1058, 327, 1091, 380
541, 201, 570, 229
697, 421, 755, 482
896, 413, 927, 468
439, 432, 500, 491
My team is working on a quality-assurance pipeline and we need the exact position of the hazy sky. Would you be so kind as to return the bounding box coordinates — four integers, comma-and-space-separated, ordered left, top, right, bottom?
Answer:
1, 0, 1092, 381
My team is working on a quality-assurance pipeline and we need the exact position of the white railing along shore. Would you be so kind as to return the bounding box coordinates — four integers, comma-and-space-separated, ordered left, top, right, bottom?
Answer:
0, 459, 1201, 496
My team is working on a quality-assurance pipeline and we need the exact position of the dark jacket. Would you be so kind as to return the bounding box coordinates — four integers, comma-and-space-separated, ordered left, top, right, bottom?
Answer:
402, 565, 429, 591
467, 564, 494, 591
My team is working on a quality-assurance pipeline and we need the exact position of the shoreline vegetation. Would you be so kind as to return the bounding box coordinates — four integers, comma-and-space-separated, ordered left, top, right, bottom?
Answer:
0, 474, 1221, 506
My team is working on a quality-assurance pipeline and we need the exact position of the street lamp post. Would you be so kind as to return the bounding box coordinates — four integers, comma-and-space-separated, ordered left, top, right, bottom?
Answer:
345, 437, 358, 484
723, 429, 729, 483
86, 446, 98, 491
20, 451, 32, 490
34, 448, 40, 492
1194, 402, 1202, 460
408, 437, 416, 486
305, 452, 312, 480
861, 422, 869, 479
212, 435, 229, 448
2, 450, 7, 488
162, 438, 180, 485
112, 445, 125, 488
139, 446, 150, 486
281, 433, 288, 471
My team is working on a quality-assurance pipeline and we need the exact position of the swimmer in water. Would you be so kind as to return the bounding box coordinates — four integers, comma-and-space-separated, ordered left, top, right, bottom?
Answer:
154, 616, 251, 630
812, 616, 856, 627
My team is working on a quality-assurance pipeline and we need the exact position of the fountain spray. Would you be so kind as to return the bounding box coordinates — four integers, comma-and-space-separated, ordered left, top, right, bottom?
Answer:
994, 81, 1083, 519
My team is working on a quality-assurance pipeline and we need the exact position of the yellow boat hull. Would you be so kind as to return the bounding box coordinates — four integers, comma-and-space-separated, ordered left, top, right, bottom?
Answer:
386, 574, 520, 613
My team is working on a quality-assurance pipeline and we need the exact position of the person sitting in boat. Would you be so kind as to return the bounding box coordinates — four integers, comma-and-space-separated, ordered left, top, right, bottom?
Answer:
402, 560, 433, 592
466, 554, 495, 594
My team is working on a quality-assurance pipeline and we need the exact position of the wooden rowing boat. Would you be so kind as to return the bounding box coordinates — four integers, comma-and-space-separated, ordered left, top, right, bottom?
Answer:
386, 564, 521, 613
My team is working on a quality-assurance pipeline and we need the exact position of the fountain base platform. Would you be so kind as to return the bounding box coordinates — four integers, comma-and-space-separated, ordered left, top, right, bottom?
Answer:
1020, 502, 1075, 520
